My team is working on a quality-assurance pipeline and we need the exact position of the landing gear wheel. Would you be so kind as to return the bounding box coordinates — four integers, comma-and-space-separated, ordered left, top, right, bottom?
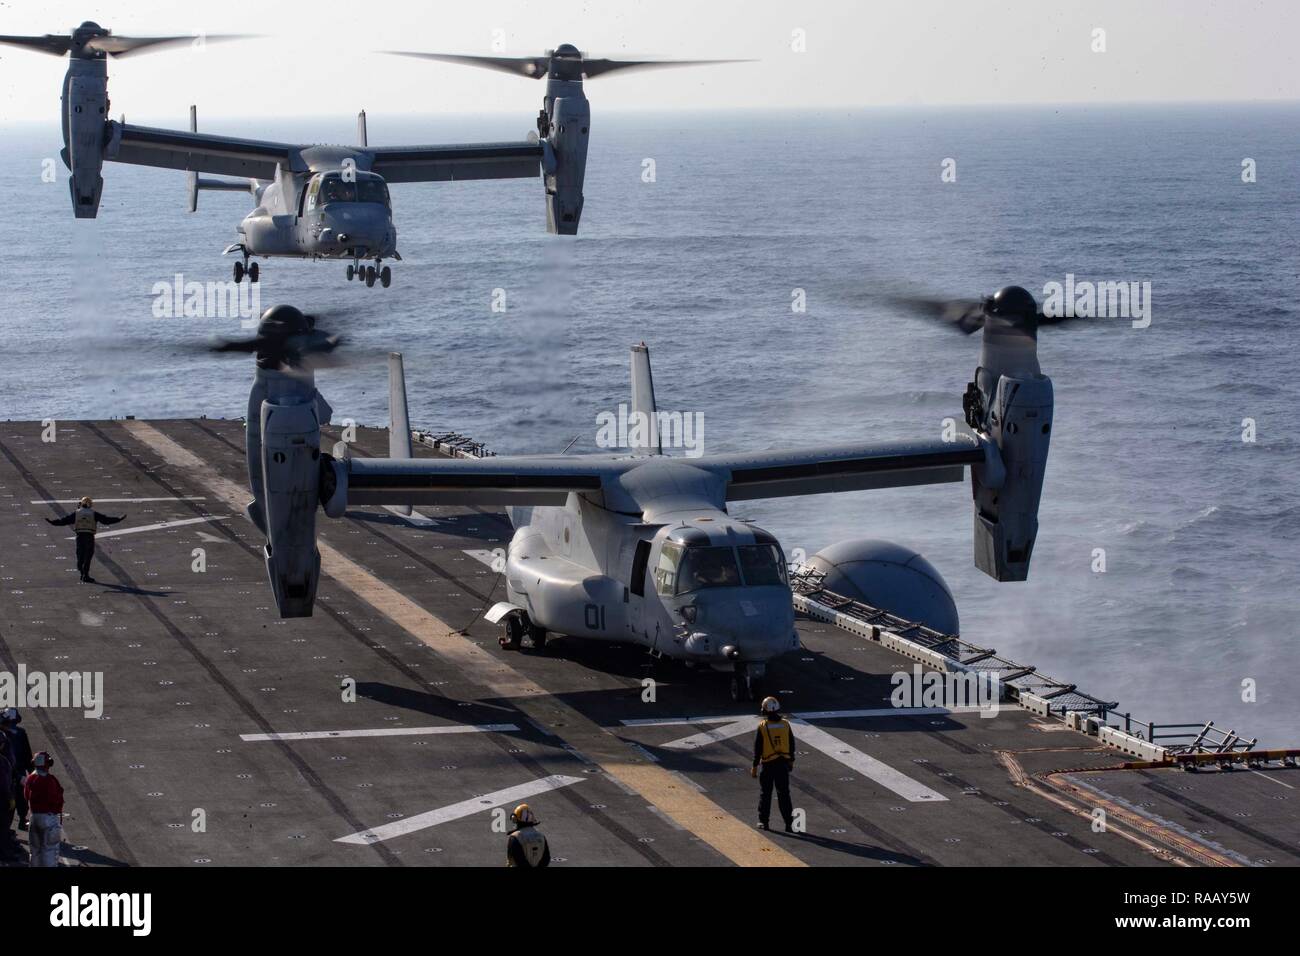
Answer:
498, 614, 524, 651
524, 624, 547, 653
247, 262, 259, 283
233, 261, 244, 284
730, 672, 748, 702
380, 266, 392, 288
746, 673, 765, 702
365, 266, 376, 287
346, 264, 355, 281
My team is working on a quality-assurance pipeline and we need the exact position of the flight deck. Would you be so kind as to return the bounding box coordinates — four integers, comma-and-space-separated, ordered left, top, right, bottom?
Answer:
1, 418, 1296, 868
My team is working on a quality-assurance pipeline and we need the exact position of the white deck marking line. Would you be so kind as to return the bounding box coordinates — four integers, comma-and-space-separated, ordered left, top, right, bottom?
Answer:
662, 719, 755, 751
791, 720, 948, 802
122, 421, 804, 867
655, 712, 950, 802
68, 515, 231, 540
464, 548, 503, 569
34, 496, 207, 504
241, 723, 519, 742
336, 774, 586, 845
384, 505, 438, 526
622, 706, 967, 728
1249, 770, 1296, 790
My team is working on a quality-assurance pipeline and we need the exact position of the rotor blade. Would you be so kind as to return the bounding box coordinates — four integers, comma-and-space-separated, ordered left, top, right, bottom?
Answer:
87, 33, 254, 58
580, 57, 753, 78
0, 34, 73, 56
887, 295, 988, 335
383, 51, 550, 78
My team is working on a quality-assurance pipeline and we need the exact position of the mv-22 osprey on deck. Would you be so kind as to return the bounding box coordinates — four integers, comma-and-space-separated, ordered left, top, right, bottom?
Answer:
218, 285, 1058, 701
1, 22, 740, 287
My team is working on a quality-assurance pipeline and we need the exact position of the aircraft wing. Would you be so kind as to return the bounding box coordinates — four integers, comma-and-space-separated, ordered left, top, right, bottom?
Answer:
345, 455, 612, 506
368, 142, 543, 183
695, 435, 987, 502
108, 122, 293, 179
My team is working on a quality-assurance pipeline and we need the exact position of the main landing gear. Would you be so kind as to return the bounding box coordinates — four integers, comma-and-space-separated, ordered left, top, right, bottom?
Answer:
498, 611, 547, 653
347, 259, 391, 288
729, 662, 766, 702
233, 259, 259, 284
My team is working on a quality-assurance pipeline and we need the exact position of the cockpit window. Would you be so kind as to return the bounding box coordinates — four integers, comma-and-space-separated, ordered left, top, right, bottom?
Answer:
738, 544, 788, 586
653, 542, 682, 596
675, 546, 742, 594
319, 174, 390, 206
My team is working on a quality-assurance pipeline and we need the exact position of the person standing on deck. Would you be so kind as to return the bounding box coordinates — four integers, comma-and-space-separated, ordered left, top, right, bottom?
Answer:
45, 497, 126, 583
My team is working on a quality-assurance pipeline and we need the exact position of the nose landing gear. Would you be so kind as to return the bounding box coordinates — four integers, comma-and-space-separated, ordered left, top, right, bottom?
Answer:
233, 259, 259, 284
730, 662, 766, 702
346, 259, 392, 288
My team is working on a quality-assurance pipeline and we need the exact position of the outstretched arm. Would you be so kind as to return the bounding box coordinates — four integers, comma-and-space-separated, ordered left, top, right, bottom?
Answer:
95, 512, 127, 526
45, 513, 75, 527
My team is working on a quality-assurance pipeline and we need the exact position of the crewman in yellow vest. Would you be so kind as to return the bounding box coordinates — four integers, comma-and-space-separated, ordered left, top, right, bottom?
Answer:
751, 695, 796, 832
506, 803, 550, 867
45, 497, 127, 583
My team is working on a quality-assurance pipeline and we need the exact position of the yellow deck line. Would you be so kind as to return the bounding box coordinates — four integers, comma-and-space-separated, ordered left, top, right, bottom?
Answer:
122, 420, 804, 867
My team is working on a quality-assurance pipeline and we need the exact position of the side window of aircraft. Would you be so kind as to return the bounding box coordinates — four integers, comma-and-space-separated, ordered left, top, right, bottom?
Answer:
675, 546, 741, 594
737, 544, 788, 587
305, 176, 321, 213
652, 542, 682, 595
630, 539, 652, 598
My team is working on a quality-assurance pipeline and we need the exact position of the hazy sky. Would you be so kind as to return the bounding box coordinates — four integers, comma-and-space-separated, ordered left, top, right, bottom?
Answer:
1, 0, 1297, 124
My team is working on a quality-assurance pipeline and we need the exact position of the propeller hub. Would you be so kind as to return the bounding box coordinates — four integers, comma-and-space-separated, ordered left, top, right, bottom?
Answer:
985, 285, 1038, 320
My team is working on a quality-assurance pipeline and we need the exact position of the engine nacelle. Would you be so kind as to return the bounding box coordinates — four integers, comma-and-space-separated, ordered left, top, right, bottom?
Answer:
61, 60, 109, 218
259, 397, 323, 618
805, 539, 960, 635
543, 90, 589, 235
966, 314, 1054, 583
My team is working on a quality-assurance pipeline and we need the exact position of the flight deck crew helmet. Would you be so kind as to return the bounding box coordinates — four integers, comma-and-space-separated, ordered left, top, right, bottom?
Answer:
0, 707, 17, 724
761, 696, 780, 714
33, 752, 54, 772
984, 285, 1038, 320
79, 496, 93, 507
512, 803, 537, 826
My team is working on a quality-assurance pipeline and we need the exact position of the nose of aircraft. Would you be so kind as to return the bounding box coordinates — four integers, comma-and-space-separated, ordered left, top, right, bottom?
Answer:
321, 207, 391, 252
680, 588, 795, 663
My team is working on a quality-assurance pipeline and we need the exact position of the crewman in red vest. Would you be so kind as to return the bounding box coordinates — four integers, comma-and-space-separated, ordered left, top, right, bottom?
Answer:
23, 752, 64, 867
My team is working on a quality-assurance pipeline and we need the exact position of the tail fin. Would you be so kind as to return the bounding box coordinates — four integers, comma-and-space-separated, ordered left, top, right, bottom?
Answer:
357, 110, 368, 147
187, 106, 252, 211
629, 343, 661, 456
187, 105, 198, 212
387, 351, 414, 516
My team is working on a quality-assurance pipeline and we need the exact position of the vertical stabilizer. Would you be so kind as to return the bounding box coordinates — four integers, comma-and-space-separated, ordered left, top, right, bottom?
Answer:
186, 105, 198, 212
388, 351, 413, 515
629, 343, 661, 456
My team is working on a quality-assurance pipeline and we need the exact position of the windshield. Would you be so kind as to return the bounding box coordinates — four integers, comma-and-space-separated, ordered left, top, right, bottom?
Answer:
738, 544, 788, 586
320, 175, 389, 206
675, 546, 742, 594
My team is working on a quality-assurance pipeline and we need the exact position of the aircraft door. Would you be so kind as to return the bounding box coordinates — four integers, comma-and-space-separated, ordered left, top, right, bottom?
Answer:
626, 538, 652, 637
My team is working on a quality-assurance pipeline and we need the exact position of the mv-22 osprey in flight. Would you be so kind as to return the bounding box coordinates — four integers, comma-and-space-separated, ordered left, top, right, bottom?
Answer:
1, 22, 739, 287
218, 286, 1058, 701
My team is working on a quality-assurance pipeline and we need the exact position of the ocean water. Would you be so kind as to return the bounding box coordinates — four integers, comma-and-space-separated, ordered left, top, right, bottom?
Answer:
1, 105, 1297, 745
